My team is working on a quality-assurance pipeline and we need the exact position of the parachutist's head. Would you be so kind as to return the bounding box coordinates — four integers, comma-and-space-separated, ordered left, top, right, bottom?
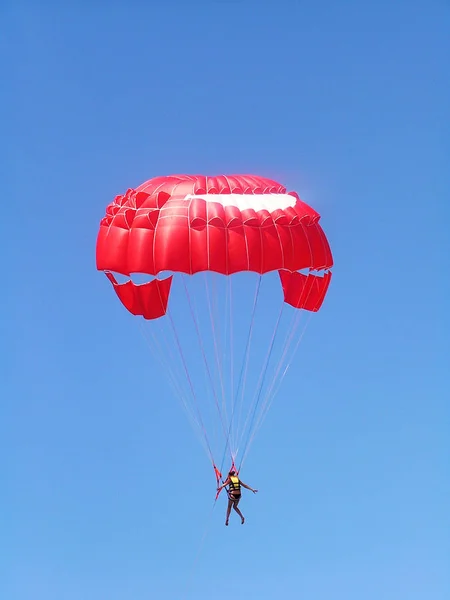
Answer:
229, 470, 236, 476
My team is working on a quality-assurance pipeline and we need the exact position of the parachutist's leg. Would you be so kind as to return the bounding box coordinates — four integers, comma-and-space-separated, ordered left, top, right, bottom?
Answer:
232, 499, 245, 524
225, 499, 233, 525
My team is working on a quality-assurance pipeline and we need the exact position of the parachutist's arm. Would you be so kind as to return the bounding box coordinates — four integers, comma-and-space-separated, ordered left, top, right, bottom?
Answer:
240, 481, 258, 493
217, 477, 231, 491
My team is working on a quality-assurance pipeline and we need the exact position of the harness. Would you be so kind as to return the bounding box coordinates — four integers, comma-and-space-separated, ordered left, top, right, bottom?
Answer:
228, 476, 241, 496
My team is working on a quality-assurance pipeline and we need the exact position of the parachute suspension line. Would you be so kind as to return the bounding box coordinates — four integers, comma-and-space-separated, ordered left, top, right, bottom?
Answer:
138, 322, 208, 452
213, 273, 230, 451
239, 311, 308, 468
263, 311, 305, 400
216, 274, 262, 484
139, 322, 180, 395
231, 274, 262, 456
215, 273, 229, 433
181, 275, 232, 458
183, 274, 220, 451
237, 300, 286, 471
228, 275, 235, 456
221, 274, 231, 435
263, 278, 317, 410
205, 275, 235, 479
240, 274, 317, 467
250, 313, 313, 447
166, 308, 215, 466
254, 307, 304, 418
204, 272, 228, 448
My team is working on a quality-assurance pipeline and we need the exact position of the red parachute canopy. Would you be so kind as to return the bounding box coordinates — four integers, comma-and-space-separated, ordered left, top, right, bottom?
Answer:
96, 174, 333, 318
96, 174, 333, 480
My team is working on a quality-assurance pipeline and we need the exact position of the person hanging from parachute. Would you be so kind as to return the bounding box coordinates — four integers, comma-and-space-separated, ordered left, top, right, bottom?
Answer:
216, 469, 258, 525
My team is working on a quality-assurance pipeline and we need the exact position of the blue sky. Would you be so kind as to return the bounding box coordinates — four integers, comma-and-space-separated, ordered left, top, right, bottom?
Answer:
2, 1, 449, 599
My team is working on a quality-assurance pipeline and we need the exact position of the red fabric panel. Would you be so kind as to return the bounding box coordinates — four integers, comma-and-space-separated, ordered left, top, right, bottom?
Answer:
261, 223, 284, 272
227, 226, 248, 273
207, 226, 227, 273
303, 271, 332, 311
277, 226, 294, 270
304, 222, 330, 270
132, 208, 158, 229
290, 225, 313, 270
245, 225, 263, 272
207, 201, 226, 227
293, 199, 320, 224
241, 208, 259, 225
224, 205, 242, 227
279, 270, 332, 312
105, 273, 172, 320
190, 228, 208, 273
189, 198, 207, 229
317, 223, 333, 268
154, 221, 190, 273
96, 226, 130, 276
128, 228, 156, 274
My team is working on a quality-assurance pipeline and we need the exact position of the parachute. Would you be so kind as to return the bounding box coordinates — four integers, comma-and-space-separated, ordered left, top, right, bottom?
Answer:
96, 174, 333, 486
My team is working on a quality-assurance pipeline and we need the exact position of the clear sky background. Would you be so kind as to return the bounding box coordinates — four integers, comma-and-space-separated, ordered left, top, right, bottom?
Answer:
2, 1, 449, 599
